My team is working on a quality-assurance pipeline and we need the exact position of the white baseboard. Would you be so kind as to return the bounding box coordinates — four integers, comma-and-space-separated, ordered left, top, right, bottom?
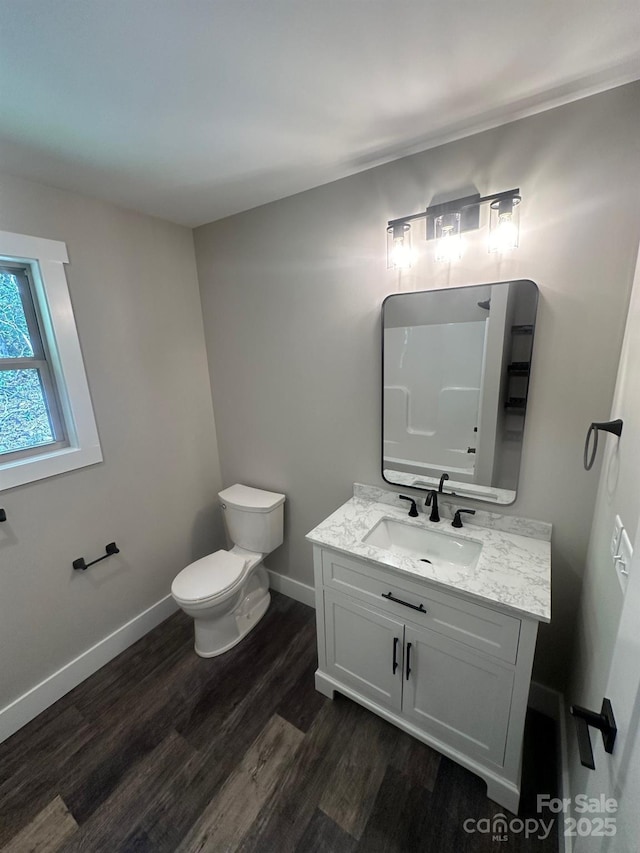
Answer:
0, 594, 178, 745
267, 570, 316, 608
528, 681, 572, 853
0, 574, 314, 746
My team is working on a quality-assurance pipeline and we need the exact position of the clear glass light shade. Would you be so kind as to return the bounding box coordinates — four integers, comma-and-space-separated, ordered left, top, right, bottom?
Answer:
434, 212, 463, 262
387, 223, 414, 269
489, 196, 520, 252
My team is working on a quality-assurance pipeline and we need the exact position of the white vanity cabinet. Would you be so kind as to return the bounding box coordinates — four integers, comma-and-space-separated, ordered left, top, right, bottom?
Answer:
324, 590, 405, 711
313, 545, 540, 814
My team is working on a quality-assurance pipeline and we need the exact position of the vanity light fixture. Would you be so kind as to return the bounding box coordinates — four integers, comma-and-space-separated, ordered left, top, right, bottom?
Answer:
386, 222, 413, 269
489, 193, 521, 252
386, 188, 521, 264
434, 211, 463, 262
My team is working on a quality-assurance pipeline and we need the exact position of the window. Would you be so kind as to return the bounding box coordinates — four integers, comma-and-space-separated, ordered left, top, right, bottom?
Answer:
1, 263, 66, 458
0, 230, 102, 490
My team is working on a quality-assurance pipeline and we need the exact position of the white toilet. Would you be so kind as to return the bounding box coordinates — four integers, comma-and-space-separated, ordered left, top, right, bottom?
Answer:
171, 484, 285, 657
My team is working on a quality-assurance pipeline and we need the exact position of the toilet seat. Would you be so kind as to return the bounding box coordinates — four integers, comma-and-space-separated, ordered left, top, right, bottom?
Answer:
171, 550, 248, 605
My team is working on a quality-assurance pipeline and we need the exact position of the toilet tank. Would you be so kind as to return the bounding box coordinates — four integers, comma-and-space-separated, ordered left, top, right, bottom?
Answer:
218, 484, 285, 554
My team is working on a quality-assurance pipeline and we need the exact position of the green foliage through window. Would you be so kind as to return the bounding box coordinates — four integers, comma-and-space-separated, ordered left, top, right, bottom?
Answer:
0, 270, 58, 455
0, 369, 54, 454
0, 272, 34, 358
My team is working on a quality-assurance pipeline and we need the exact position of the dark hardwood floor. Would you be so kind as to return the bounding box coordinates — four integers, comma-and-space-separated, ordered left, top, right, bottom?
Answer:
0, 592, 559, 852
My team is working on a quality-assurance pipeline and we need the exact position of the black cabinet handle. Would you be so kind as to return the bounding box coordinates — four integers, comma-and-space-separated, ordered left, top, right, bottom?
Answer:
406, 642, 412, 680
382, 592, 426, 613
392, 637, 399, 674
0, 508, 6, 522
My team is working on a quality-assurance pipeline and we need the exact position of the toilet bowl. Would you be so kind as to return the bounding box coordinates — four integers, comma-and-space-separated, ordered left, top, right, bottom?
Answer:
171, 484, 285, 657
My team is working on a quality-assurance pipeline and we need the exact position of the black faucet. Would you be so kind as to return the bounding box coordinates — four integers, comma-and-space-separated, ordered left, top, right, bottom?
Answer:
399, 495, 419, 517
452, 508, 476, 528
425, 491, 440, 523
439, 473, 449, 493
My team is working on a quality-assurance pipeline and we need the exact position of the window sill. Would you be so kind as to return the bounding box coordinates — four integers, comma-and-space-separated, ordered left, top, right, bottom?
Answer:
0, 444, 103, 492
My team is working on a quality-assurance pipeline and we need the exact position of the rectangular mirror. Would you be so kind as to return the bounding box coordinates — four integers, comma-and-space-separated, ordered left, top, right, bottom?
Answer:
382, 280, 538, 505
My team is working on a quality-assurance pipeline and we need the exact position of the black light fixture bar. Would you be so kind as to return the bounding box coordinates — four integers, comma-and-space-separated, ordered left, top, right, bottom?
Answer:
425, 192, 483, 219
387, 210, 434, 228
387, 187, 520, 240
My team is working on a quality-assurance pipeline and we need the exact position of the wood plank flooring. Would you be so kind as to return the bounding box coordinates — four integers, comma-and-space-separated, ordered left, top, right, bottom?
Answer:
0, 592, 559, 852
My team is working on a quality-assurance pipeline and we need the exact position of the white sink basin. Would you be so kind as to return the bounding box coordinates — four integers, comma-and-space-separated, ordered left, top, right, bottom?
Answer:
363, 517, 482, 570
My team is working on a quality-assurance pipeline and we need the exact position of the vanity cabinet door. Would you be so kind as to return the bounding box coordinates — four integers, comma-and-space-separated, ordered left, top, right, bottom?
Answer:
402, 624, 514, 767
324, 590, 404, 711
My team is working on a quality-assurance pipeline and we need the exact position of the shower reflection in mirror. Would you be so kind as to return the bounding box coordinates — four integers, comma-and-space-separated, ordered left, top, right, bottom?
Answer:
382, 280, 538, 505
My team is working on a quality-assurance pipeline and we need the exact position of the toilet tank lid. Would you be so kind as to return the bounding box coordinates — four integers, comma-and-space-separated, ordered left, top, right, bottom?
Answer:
218, 484, 286, 513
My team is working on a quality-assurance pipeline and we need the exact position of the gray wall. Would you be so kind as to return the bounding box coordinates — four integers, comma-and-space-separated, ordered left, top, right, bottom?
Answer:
195, 83, 640, 689
0, 172, 224, 708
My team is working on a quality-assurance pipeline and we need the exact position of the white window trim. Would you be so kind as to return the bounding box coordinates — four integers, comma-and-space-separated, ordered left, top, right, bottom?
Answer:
0, 229, 102, 491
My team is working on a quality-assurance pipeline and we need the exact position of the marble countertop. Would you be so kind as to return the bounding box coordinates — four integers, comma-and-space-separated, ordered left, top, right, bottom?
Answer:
306, 496, 551, 623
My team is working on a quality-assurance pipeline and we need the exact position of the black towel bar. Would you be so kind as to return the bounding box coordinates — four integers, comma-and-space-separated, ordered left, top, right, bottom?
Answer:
73, 542, 120, 571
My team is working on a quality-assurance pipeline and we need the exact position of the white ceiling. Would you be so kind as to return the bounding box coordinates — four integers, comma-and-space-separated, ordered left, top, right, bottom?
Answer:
1, 1, 639, 227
